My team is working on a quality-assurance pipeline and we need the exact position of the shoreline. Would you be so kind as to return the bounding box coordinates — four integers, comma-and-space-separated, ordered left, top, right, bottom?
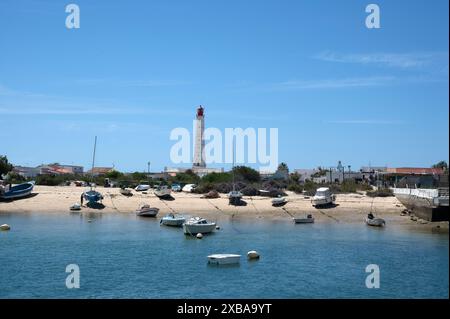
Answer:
1, 185, 448, 233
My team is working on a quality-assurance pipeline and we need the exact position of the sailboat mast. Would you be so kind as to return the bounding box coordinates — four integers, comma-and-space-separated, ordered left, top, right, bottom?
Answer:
232, 138, 235, 192
90, 136, 97, 190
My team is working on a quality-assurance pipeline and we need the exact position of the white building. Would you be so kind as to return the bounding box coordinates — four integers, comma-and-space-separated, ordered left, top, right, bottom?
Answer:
193, 105, 206, 168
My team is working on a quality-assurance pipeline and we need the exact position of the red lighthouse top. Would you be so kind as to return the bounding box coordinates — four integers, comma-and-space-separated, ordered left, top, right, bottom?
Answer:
196, 105, 204, 117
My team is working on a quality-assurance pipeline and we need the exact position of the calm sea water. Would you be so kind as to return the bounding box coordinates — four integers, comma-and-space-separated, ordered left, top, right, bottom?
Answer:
0, 212, 448, 298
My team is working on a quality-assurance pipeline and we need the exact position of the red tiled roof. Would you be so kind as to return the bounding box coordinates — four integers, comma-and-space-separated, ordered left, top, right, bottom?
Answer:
386, 167, 444, 174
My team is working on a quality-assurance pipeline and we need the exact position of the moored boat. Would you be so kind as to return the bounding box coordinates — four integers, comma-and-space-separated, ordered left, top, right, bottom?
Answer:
293, 214, 314, 224
0, 181, 34, 200
136, 203, 159, 217
207, 254, 241, 265
183, 217, 216, 235
365, 213, 385, 227
160, 213, 185, 227
70, 203, 82, 211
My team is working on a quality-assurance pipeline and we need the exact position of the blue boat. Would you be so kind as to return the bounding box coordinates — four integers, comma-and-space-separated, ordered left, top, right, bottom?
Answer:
83, 189, 103, 205
0, 181, 35, 200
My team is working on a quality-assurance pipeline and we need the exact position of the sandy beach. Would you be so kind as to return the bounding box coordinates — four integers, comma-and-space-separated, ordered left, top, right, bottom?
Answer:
0, 185, 448, 233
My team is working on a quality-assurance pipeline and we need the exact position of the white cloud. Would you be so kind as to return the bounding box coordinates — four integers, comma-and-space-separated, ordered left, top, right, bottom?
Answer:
315, 51, 449, 69
325, 120, 404, 125
271, 76, 395, 90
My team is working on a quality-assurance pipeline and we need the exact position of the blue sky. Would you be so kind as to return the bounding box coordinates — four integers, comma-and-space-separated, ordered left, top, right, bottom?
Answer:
0, 0, 448, 172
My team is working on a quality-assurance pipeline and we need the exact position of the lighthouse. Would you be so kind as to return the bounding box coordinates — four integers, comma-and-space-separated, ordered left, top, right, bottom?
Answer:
193, 105, 206, 168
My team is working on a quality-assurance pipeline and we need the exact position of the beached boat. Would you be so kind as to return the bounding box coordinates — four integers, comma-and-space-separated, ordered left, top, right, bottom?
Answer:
160, 213, 186, 227
182, 184, 196, 192
136, 204, 159, 217
183, 217, 216, 235
120, 188, 133, 196
83, 189, 103, 205
272, 196, 287, 207
83, 136, 103, 206
171, 184, 182, 192
70, 203, 82, 211
207, 254, 241, 265
311, 187, 336, 207
135, 184, 150, 192
365, 213, 385, 227
0, 181, 34, 200
293, 214, 314, 224
154, 185, 172, 198
228, 190, 243, 205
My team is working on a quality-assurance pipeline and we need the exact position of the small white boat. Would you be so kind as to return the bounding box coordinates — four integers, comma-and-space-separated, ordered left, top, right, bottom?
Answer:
154, 185, 172, 198
135, 184, 151, 192
136, 203, 159, 217
272, 196, 287, 207
293, 214, 314, 224
183, 217, 216, 235
182, 184, 196, 193
312, 187, 336, 207
160, 213, 186, 227
70, 203, 82, 211
0, 224, 11, 231
120, 188, 133, 196
207, 254, 241, 265
365, 213, 385, 227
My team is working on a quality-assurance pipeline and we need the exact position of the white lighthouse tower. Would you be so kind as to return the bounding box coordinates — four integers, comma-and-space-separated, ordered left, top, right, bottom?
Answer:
193, 105, 206, 168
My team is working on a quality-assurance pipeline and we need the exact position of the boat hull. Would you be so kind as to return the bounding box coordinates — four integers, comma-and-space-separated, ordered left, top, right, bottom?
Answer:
136, 208, 159, 217
207, 254, 241, 265
161, 217, 185, 227
293, 217, 314, 224
365, 218, 385, 227
83, 190, 102, 204
312, 197, 335, 207
0, 182, 34, 200
394, 190, 449, 222
183, 223, 216, 235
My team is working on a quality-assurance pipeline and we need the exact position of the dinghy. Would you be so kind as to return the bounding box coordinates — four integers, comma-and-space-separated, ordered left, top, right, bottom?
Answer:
70, 203, 82, 211
207, 254, 241, 265
365, 213, 386, 227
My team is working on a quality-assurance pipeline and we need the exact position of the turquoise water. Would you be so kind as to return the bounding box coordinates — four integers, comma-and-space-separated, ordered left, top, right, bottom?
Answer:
0, 212, 448, 298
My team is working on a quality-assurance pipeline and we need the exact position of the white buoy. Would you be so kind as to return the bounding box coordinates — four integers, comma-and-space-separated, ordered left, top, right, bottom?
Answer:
196, 233, 203, 239
0, 224, 11, 231
215, 226, 220, 230
247, 250, 260, 259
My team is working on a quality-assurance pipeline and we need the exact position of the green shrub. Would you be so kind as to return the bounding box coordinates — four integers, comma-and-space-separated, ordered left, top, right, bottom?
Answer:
287, 183, 303, 193
366, 188, 394, 197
